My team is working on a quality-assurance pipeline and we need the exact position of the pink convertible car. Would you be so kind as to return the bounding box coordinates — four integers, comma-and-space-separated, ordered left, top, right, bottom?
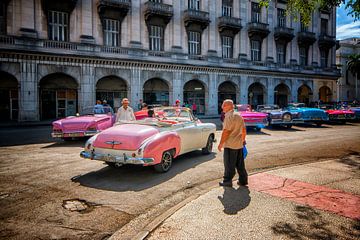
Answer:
80, 107, 216, 172
236, 104, 268, 131
52, 106, 115, 140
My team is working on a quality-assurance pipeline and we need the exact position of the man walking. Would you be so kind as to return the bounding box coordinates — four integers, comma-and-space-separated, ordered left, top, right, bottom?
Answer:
116, 98, 136, 122
218, 99, 247, 187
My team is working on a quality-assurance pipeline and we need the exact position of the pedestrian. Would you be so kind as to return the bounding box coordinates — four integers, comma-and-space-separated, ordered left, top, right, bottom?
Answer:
192, 102, 197, 115
94, 100, 104, 114
217, 99, 247, 187
102, 100, 110, 107
174, 99, 181, 107
137, 99, 143, 111
116, 98, 136, 122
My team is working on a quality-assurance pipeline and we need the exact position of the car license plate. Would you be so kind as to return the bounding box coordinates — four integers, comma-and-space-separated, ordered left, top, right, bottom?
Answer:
312, 117, 321, 120
67, 132, 82, 137
338, 115, 345, 119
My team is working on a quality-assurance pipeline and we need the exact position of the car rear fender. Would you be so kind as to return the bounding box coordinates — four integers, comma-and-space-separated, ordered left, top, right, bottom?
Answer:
142, 132, 181, 165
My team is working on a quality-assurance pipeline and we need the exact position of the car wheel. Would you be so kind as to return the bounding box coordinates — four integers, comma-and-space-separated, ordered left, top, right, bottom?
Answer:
285, 124, 292, 129
202, 135, 214, 155
316, 122, 322, 127
255, 127, 261, 132
154, 151, 173, 173
62, 138, 72, 141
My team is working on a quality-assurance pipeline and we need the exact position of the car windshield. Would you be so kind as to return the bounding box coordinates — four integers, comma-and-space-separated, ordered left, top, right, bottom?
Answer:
156, 107, 194, 121
257, 105, 280, 111
237, 104, 251, 112
81, 106, 114, 115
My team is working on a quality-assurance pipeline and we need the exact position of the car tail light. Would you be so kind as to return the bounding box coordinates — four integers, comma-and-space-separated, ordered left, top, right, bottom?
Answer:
132, 153, 136, 157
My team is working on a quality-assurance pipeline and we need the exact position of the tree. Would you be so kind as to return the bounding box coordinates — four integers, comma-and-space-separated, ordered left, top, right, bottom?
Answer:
259, 0, 360, 25
347, 54, 360, 99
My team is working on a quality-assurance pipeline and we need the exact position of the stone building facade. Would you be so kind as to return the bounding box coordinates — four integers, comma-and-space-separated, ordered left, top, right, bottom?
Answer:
0, 0, 339, 121
336, 37, 360, 102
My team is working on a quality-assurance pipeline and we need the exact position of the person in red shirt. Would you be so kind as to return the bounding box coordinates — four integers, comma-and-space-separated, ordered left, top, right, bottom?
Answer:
192, 102, 197, 115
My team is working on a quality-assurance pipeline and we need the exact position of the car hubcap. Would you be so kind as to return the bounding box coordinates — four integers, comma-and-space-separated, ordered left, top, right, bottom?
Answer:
162, 152, 172, 170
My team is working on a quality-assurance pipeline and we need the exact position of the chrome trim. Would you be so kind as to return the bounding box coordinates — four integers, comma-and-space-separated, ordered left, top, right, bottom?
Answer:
80, 151, 154, 165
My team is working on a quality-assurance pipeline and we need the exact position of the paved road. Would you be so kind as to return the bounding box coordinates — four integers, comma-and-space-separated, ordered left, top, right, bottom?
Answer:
0, 123, 359, 239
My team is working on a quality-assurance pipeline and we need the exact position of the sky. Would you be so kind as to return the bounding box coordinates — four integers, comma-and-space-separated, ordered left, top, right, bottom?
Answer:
336, 1, 360, 40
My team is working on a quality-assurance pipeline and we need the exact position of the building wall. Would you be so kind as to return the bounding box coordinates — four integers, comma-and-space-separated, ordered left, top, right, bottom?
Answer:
0, 0, 340, 121
336, 38, 360, 102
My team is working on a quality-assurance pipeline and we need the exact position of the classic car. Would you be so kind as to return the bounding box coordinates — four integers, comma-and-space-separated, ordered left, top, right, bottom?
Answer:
52, 106, 115, 140
285, 103, 329, 127
80, 107, 216, 173
235, 104, 268, 131
319, 104, 355, 123
256, 104, 303, 128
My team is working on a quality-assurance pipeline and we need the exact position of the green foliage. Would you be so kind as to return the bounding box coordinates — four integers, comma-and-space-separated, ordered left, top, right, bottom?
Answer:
347, 54, 360, 76
259, 0, 359, 25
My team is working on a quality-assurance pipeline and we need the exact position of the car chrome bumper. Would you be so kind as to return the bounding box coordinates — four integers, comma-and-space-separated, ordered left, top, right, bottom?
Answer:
80, 151, 154, 165
245, 122, 268, 127
51, 131, 98, 138
270, 119, 304, 125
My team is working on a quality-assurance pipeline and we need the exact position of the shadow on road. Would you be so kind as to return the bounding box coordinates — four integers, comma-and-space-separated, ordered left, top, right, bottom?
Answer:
271, 205, 359, 239
71, 151, 217, 191
246, 128, 271, 135
295, 124, 331, 129
218, 186, 251, 215
41, 140, 86, 148
265, 126, 305, 132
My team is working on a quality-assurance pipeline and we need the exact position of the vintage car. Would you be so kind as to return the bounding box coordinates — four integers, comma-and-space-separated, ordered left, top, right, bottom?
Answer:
319, 104, 355, 123
80, 107, 216, 173
285, 103, 328, 127
236, 104, 268, 131
256, 104, 303, 128
52, 106, 115, 140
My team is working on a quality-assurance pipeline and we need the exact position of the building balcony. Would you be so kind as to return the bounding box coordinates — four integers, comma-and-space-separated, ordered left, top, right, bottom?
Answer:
247, 22, 270, 39
318, 34, 336, 49
274, 26, 294, 43
184, 9, 210, 30
297, 31, 316, 46
218, 16, 242, 35
144, 1, 173, 25
97, 0, 131, 19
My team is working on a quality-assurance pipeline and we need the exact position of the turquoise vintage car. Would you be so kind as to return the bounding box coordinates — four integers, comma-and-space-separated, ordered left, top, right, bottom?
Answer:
284, 103, 329, 127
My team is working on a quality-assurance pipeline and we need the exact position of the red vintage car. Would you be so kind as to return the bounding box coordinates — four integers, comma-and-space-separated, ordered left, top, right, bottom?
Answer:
320, 104, 355, 123
236, 104, 268, 131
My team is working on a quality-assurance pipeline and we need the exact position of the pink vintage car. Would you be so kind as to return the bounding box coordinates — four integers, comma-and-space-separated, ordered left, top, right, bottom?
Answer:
236, 104, 268, 131
80, 107, 216, 172
52, 106, 115, 140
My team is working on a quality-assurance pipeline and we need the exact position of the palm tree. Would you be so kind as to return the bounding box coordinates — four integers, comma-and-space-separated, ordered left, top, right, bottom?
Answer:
347, 54, 360, 100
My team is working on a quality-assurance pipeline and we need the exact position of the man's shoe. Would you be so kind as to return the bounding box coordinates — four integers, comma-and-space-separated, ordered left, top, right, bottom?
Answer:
237, 181, 248, 186
219, 181, 233, 187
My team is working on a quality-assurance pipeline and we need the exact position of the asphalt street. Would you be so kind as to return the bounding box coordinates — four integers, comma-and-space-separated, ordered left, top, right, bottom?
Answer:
0, 121, 359, 239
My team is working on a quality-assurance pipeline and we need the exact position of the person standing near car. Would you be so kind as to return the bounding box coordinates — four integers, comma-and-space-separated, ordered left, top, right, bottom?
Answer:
217, 99, 247, 187
116, 98, 136, 122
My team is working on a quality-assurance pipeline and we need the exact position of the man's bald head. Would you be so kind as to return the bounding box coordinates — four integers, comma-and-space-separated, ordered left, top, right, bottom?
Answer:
222, 99, 234, 113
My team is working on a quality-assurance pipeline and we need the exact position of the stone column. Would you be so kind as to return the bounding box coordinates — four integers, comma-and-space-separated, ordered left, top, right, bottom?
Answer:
208, 73, 218, 115
207, 0, 217, 56
267, 77, 274, 104
129, 0, 142, 48
171, 0, 182, 51
239, 0, 248, 60
19, 61, 38, 121
80, 64, 96, 113
265, 3, 274, 62
172, 71, 183, 104
291, 79, 298, 103
312, 11, 319, 66
130, 67, 142, 109
240, 76, 248, 103
80, 0, 95, 43
19, 0, 37, 38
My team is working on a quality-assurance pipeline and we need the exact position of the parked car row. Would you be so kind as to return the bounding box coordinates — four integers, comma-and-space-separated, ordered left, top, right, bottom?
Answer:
50, 104, 358, 173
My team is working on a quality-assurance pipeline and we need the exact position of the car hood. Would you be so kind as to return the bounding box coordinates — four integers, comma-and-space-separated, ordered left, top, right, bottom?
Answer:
93, 123, 160, 150
53, 115, 111, 130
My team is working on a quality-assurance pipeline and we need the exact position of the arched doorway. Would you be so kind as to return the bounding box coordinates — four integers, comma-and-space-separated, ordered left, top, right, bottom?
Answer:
319, 86, 332, 103
143, 78, 169, 106
298, 84, 312, 105
248, 82, 265, 108
96, 76, 127, 111
218, 81, 237, 114
274, 83, 290, 108
39, 73, 78, 120
0, 71, 19, 121
184, 80, 206, 115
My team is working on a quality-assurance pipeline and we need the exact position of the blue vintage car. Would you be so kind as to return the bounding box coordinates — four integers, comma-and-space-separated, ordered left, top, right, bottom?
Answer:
284, 103, 329, 127
256, 104, 303, 128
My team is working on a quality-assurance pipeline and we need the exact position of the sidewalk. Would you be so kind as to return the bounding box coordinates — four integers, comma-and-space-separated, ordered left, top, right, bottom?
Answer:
146, 157, 360, 240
